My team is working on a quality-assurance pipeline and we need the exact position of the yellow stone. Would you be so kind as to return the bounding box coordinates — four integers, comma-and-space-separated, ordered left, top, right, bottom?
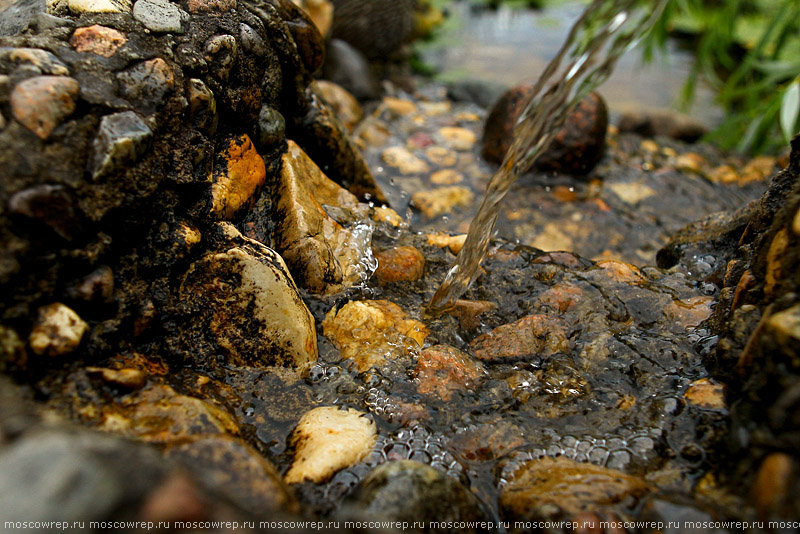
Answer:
382, 146, 429, 175
410, 186, 474, 219
430, 169, 464, 185
607, 182, 656, 204
29, 303, 88, 357
437, 126, 477, 151
684, 378, 726, 411
209, 134, 266, 220
425, 146, 458, 167
323, 300, 428, 371
382, 97, 417, 116
764, 228, 789, 297
275, 141, 371, 294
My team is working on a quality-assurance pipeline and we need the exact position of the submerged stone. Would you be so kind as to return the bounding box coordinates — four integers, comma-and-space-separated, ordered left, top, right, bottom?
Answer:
285, 406, 377, 484
322, 299, 428, 372
500, 456, 651, 520
470, 314, 570, 363
374, 246, 425, 284
414, 344, 486, 401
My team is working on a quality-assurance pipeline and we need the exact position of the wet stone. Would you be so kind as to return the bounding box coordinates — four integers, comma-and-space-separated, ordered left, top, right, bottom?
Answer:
436, 126, 476, 152
414, 344, 486, 401
90, 111, 152, 180
67, 0, 131, 13
411, 186, 474, 220
349, 460, 489, 532
470, 314, 570, 363
322, 300, 428, 372
482, 87, 607, 175
684, 378, 726, 411
273, 141, 374, 294
382, 145, 429, 175
179, 237, 318, 369
256, 105, 285, 149
312, 80, 362, 132
133, 0, 190, 33
28, 302, 88, 357
374, 246, 425, 284
766, 304, 800, 359
116, 58, 175, 114
102, 384, 239, 443
500, 456, 651, 520
207, 134, 266, 220
285, 406, 377, 484
10, 75, 78, 139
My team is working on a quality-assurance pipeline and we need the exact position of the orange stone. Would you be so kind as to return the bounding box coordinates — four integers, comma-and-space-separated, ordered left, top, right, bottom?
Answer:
209, 134, 266, 220
415, 344, 486, 401
11, 76, 79, 139
374, 246, 425, 283
70, 25, 127, 57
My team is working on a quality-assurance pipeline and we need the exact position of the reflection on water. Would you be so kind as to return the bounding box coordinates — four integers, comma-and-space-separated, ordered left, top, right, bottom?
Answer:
420, 1, 722, 125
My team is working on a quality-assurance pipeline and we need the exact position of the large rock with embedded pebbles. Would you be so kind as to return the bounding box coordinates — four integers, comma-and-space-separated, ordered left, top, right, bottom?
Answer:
178, 237, 318, 369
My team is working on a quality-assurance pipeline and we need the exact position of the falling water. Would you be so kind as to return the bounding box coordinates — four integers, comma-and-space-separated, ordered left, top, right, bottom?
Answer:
427, 0, 669, 315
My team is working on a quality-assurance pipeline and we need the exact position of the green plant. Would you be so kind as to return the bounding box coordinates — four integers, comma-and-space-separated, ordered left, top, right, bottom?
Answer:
643, 0, 800, 154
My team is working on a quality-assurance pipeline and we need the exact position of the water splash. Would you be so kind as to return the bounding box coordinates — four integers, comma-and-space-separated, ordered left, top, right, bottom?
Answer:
427, 0, 668, 316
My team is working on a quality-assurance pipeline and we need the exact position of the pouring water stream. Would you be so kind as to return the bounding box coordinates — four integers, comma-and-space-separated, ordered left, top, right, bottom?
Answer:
426, 0, 669, 316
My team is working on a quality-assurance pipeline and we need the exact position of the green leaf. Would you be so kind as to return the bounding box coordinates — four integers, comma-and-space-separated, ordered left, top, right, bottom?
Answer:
780, 80, 800, 143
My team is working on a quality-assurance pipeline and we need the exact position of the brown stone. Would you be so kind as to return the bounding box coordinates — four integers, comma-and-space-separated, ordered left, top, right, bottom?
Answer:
449, 299, 496, 331
70, 25, 127, 57
482, 88, 607, 175
436, 126, 476, 152
312, 79, 362, 131
500, 457, 651, 519
414, 344, 486, 401
185, 0, 235, 12
165, 435, 299, 516
101, 385, 239, 443
274, 141, 372, 294
470, 314, 570, 362
10, 76, 79, 139
375, 246, 425, 284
